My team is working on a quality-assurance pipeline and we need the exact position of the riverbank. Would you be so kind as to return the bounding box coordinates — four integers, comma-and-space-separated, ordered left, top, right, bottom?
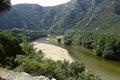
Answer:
33, 42, 74, 63
33, 37, 120, 80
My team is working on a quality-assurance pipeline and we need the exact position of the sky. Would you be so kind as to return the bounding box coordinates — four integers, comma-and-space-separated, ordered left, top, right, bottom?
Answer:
11, 0, 71, 6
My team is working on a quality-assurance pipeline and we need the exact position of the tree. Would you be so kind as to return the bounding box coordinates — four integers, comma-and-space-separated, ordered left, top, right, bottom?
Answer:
0, 31, 23, 68
0, 0, 11, 12
20, 36, 35, 56
70, 61, 85, 76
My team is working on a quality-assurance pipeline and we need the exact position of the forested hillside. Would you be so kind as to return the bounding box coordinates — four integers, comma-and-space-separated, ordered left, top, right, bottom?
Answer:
0, 0, 120, 33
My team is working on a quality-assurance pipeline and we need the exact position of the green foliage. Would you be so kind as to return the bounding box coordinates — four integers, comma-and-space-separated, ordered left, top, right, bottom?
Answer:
14, 38, 99, 80
115, 4, 120, 15
0, 0, 120, 33
6, 28, 47, 41
0, 31, 100, 80
16, 55, 93, 80
0, 0, 11, 12
57, 38, 61, 42
77, 72, 101, 80
64, 30, 77, 45
20, 37, 35, 56
64, 30, 120, 61
20, 36, 44, 60
70, 61, 85, 76
0, 31, 23, 68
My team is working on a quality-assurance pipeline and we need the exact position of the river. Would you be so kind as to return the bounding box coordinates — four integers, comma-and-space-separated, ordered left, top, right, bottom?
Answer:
36, 37, 120, 80
66, 46, 120, 80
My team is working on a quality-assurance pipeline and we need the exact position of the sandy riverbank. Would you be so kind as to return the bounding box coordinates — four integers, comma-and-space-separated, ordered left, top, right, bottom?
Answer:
33, 42, 73, 63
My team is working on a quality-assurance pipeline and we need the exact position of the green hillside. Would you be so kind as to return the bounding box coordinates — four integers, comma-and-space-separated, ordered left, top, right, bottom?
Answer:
0, 0, 120, 33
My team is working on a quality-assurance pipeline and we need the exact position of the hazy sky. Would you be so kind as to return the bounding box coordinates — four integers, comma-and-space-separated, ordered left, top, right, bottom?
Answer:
11, 0, 71, 6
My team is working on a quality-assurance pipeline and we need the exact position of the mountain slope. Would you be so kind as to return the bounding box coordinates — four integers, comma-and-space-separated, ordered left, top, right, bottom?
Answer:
0, 0, 120, 32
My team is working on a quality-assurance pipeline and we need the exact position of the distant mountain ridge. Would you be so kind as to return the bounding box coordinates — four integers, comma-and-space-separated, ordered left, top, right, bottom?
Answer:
0, 0, 120, 32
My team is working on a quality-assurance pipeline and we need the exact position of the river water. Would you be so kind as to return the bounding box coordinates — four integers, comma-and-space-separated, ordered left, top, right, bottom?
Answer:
66, 46, 120, 80
37, 37, 120, 80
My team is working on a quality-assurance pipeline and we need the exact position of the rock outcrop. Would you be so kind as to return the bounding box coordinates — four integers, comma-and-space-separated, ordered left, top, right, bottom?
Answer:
0, 68, 50, 80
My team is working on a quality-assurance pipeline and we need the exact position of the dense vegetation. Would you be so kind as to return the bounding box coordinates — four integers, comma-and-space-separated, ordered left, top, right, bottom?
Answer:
6, 28, 47, 41
64, 30, 120, 61
15, 36, 100, 80
0, 31, 100, 80
0, 0, 11, 12
0, 31, 23, 68
0, 0, 120, 33
115, 4, 120, 15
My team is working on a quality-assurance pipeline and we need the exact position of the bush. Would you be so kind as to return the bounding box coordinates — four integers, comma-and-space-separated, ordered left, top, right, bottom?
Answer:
57, 38, 61, 42
0, 31, 23, 68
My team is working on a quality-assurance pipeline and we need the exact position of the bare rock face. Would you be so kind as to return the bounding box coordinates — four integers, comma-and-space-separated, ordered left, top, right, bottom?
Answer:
0, 68, 50, 80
